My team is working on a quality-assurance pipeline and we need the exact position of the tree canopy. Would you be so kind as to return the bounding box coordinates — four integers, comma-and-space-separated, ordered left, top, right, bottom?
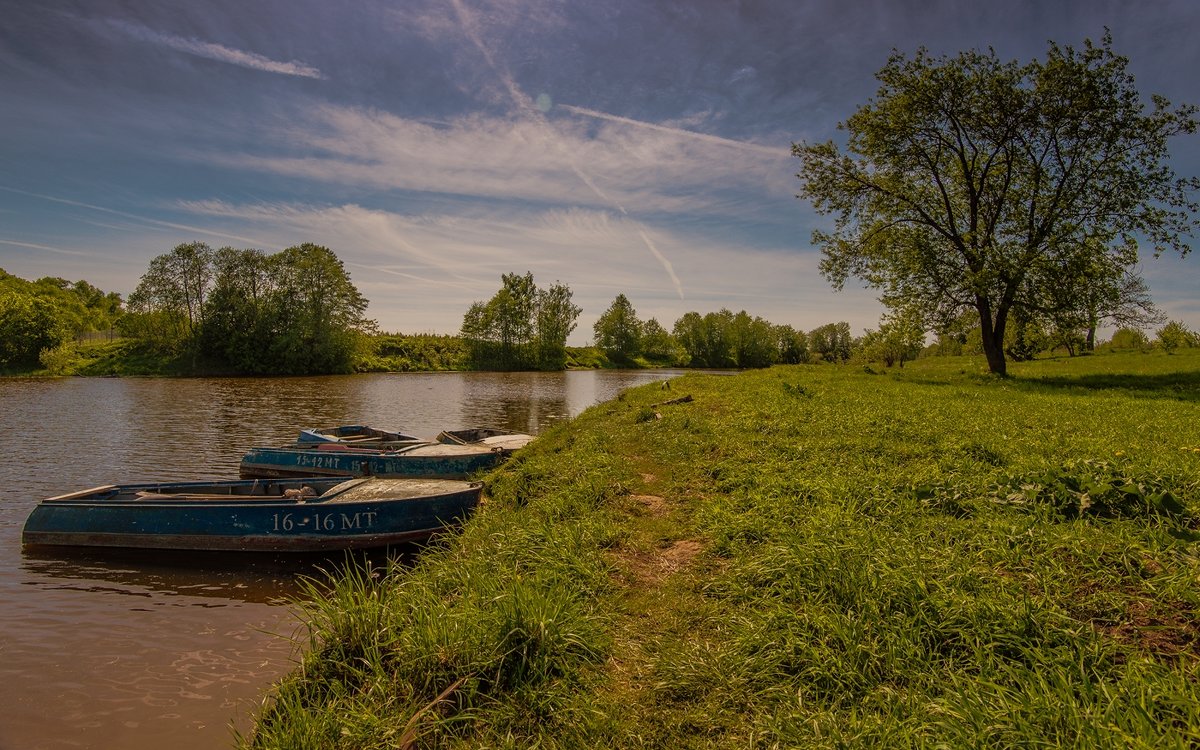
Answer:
795, 32, 1198, 375
125, 242, 373, 374
593, 294, 643, 364
0, 269, 123, 369
460, 272, 580, 371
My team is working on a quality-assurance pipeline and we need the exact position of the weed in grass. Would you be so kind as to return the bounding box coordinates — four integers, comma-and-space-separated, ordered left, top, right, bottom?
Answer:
994, 458, 1194, 525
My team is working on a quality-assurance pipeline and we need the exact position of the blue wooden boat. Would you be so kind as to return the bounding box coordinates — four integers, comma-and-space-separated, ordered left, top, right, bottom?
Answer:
22, 476, 481, 552
241, 428, 534, 480
239, 440, 515, 480
296, 425, 423, 448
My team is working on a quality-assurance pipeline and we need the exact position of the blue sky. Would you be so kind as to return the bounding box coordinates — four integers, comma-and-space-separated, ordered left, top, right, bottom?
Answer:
2, 0, 1198, 343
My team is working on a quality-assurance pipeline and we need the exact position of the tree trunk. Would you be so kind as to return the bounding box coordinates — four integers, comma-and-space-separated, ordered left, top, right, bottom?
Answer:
978, 302, 1008, 376
1086, 326, 1096, 352
981, 334, 1007, 375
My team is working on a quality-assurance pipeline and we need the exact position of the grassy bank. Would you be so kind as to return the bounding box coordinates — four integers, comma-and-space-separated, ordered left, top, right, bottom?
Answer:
243, 350, 1200, 749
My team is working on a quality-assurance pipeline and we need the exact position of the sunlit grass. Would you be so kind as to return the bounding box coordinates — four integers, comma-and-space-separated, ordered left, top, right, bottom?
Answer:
243, 350, 1200, 748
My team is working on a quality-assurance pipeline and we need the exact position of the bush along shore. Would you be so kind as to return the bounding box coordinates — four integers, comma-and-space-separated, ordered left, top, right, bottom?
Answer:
242, 351, 1200, 749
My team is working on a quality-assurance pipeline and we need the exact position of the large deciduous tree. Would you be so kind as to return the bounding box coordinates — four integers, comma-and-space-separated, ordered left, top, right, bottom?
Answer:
266, 243, 372, 374
534, 281, 581, 370
127, 241, 214, 352
593, 293, 643, 364
460, 273, 579, 370
200, 247, 278, 372
795, 33, 1198, 375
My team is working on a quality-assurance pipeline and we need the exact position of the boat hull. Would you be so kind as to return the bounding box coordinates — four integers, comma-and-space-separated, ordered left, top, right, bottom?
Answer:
238, 445, 509, 480
22, 477, 481, 552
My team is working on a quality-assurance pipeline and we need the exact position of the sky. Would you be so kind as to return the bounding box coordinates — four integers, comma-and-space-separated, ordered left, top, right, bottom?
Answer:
2, 0, 1198, 344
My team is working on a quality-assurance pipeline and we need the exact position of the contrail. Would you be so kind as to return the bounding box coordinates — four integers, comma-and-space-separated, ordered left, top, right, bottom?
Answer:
447, 0, 685, 299
0, 185, 268, 246
559, 104, 784, 158
106, 19, 325, 79
0, 238, 90, 257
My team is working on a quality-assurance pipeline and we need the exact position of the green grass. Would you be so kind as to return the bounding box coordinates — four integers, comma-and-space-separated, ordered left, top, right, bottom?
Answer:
243, 349, 1200, 749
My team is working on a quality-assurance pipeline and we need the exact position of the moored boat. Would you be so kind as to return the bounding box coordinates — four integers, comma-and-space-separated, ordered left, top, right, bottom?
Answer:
238, 439, 517, 480
22, 476, 481, 552
242, 427, 534, 480
436, 427, 535, 454
296, 425, 423, 448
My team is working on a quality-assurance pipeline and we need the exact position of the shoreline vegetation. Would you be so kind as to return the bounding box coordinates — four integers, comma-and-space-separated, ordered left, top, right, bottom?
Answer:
6, 329, 1196, 379
0, 335, 661, 377
240, 350, 1200, 748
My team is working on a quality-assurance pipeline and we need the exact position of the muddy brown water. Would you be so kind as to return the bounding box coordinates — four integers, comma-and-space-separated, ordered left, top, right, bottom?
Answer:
0, 370, 680, 750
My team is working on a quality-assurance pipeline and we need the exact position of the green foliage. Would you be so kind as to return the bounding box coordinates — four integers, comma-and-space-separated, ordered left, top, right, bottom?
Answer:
1108, 327, 1152, 351
127, 241, 213, 354
0, 288, 73, 368
1004, 310, 1049, 362
673, 310, 734, 367
1158, 320, 1196, 354
123, 242, 373, 374
859, 310, 924, 367
640, 317, 686, 365
260, 243, 373, 374
37, 341, 78, 375
0, 269, 125, 370
808, 321, 853, 363
795, 33, 1199, 376
564, 346, 607, 369
995, 459, 1191, 524
461, 273, 580, 371
199, 246, 277, 371
774, 324, 809, 364
593, 294, 643, 364
356, 334, 468, 372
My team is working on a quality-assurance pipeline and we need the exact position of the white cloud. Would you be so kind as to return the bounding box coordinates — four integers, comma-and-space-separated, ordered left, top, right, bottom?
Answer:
173, 198, 866, 340
107, 19, 325, 79
201, 105, 793, 217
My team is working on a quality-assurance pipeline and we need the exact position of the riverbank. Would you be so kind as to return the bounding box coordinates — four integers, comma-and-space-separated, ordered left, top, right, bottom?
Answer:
4, 337, 660, 377
245, 350, 1200, 747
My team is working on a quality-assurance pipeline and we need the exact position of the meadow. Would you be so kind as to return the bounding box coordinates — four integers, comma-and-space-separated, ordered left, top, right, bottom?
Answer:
243, 349, 1200, 749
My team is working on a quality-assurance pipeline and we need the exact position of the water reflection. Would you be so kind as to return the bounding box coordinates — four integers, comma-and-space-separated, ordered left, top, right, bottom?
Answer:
0, 369, 683, 750
19, 547, 379, 605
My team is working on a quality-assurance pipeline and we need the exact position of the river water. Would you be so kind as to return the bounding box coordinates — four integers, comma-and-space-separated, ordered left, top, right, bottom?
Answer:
0, 370, 680, 750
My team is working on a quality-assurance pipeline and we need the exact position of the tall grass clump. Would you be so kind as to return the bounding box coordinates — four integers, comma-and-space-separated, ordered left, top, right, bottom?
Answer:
245, 350, 1200, 748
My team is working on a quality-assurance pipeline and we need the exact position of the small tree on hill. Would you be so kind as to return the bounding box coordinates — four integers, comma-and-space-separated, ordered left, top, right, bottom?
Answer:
1157, 320, 1195, 354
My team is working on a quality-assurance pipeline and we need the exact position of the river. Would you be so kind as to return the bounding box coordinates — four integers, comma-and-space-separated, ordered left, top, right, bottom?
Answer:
0, 370, 681, 750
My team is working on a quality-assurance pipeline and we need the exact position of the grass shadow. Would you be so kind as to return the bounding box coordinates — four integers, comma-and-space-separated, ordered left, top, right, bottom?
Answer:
1014, 371, 1200, 402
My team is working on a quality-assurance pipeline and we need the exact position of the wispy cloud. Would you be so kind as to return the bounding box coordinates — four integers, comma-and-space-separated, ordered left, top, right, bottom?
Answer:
0, 185, 268, 246
107, 19, 325, 79
558, 104, 785, 158
204, 104, 790, 218
445, 0, 687, 299
0, 239, 91, 257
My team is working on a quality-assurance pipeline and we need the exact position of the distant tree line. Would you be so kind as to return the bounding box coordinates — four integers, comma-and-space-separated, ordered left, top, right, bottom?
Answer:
0, 269, 123, 369
4, 252, 1194, 376
587, 293, 850, 368
123, 241, 373, 374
